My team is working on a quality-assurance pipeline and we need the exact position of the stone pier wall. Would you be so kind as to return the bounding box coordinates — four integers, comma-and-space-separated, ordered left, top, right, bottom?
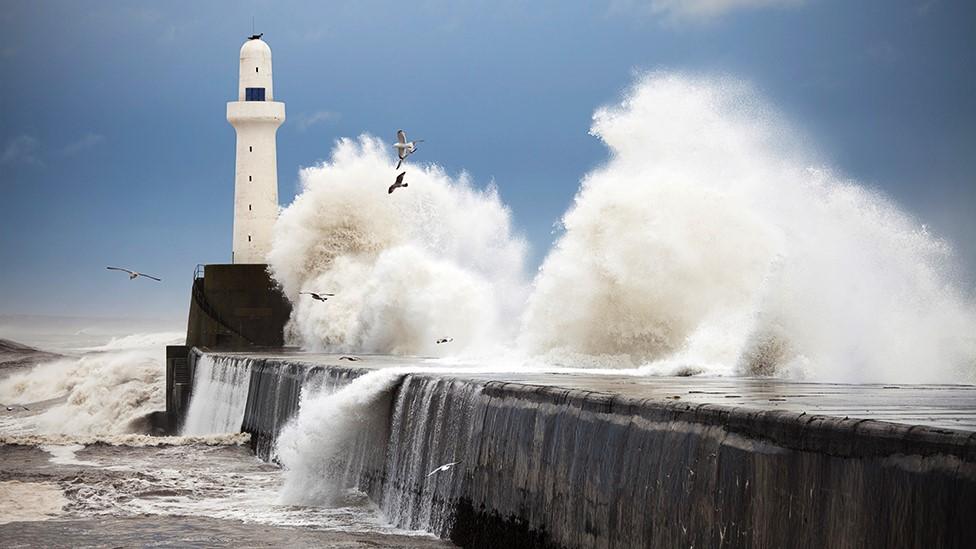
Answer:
195, 353, 976, 548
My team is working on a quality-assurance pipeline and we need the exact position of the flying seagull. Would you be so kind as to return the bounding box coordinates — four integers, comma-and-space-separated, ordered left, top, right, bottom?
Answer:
436, 337, 453, 345
339, 356, 361, 362
389, 171, 408, 194
106, 266, 161, 282
300, 292, 335, 302
393, 130, 423, 169
248, 33, 264, 40
427, 461, 461, 477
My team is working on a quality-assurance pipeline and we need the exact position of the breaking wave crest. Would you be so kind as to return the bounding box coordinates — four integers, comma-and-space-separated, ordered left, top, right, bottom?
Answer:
520, 73, 976, 383
267, 135, 528, 356
0, 332, 182, 435
266, 73, 976, 383
276, 369, 405, 506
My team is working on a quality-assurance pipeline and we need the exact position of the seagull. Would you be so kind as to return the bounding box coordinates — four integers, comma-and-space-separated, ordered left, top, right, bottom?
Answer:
339, 356, 360, 362
300, 292, 335, 302
106, 266, 161, 282
427, 461, 461, 477
389, 171, 408, 194
393, 130, 423, 169
248, 33, 264, 40
436, 337, 453, 344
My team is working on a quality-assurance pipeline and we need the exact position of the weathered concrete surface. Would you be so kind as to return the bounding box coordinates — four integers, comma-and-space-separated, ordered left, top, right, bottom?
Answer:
196, 351, 976, 548
184, 264, 291, 350
209, 350, 976, 431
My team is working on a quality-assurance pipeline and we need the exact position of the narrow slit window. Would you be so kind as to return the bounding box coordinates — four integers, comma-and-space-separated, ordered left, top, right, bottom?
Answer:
248, 175, 252, 181
256, 67, 259, 73
249, 204, 252, 211
249, 146, 253, 152
248, 235, 252, 242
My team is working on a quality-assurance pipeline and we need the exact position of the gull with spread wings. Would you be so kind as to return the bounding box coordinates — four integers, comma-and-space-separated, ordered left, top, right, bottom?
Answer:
427, 461, 461, 477
301, 292, 335, 302
389, 171, 408, 194
393, 129, 423, 169
106, 266, 161, 282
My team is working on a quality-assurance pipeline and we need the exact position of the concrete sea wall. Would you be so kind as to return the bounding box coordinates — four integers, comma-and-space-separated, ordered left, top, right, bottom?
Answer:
187, 352, 976, 548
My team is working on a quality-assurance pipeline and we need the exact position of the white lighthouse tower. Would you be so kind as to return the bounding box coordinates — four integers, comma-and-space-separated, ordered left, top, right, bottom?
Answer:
227, 35, 285, 264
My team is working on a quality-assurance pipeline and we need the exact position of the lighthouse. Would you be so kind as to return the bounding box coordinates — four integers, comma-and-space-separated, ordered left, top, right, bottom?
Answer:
227, 35, 285, 264
169, 36, 293, 409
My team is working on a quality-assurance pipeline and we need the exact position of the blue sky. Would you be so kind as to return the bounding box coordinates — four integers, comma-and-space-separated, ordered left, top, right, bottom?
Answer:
1, 0, 973, 322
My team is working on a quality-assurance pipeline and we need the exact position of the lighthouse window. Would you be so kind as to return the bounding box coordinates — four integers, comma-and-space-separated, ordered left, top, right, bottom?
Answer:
249, 146, 253, 152
245, 87, 266, 101
249, 204, 252, 211
248, 235, 252, 242
255, 67, 259, 73
248, 175, 252, 181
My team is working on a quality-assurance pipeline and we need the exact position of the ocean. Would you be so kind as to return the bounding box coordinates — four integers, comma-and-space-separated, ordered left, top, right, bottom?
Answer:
0, 320, 450, 548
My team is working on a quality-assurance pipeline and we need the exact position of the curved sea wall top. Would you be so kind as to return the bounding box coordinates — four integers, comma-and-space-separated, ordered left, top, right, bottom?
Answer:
182, 351, 976, 548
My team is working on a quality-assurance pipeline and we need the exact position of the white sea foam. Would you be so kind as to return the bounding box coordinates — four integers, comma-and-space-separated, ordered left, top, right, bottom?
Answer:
0, 332, 182, 436
77, 331, 184, 353
181, 356, 254, 436
40, 444, 100, 466
276, 368, 406, 506
267, 135, 529, 357
519, 73, 976, 383
0, 481, 66, 524
267, 75, 975, 384
0, 432, 250, 447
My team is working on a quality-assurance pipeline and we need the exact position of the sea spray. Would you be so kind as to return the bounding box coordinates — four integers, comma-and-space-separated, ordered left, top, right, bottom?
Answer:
276, 368, 406, 506
520, 73, 976, 383
182, 356, 254, 435
275, 360, 563, 507
267, 135, 529, 356
0, 332, 182, 434
268, 74, 976, 383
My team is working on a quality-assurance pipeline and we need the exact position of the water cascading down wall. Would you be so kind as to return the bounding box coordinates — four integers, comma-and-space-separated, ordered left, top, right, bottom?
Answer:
183, 352, 976, 548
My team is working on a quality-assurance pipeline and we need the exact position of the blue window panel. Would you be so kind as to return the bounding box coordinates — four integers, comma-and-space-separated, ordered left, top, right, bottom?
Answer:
245, 87, 266, 101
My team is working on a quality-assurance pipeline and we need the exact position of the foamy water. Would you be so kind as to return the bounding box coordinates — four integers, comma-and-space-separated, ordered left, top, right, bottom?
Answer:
0, 481, 67, 525
268, 73, 976, 384
520, 74, 976, 383
0, 331, 184, 436
267, 135, 529, 357
181, 355, 254, 436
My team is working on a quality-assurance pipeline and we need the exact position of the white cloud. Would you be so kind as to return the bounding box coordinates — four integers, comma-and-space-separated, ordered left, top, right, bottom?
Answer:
613, 0, 805, 23
0, 135, 41, 166
297, 111, 340, 131
62, 133, 105, 156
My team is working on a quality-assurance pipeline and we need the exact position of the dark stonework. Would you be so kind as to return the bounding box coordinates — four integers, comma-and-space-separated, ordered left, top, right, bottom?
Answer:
191, 353, 976, 548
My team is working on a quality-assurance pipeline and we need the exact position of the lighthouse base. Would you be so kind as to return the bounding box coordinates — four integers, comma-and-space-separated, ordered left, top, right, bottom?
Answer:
165, 263, 291, 430
184, 263, 291, 350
